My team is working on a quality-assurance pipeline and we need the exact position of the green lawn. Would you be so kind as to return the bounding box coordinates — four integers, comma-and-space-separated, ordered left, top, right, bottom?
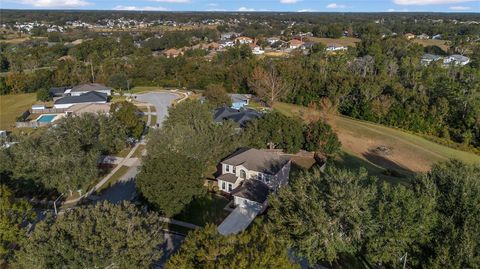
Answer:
0, 93, 36, 130
115, 147, 132, 158
95, 165, 130, 193
132, 144, 146, 158
174, 193, 230, 226
273, 102, 480, 175
129, 86, 164, 94
150, 115, 157, 126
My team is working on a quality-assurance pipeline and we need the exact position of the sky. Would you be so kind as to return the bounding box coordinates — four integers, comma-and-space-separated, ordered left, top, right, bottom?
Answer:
1, 0, 479, 12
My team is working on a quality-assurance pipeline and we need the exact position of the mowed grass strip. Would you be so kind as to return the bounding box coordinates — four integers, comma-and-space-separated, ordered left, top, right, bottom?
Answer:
96, 165, 130, 193
273, 102, 480, 173
0, 93, 36, 130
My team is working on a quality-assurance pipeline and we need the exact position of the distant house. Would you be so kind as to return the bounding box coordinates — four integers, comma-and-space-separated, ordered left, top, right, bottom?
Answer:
301, 41, 315, 50
163, 48, 183, 58
404, 33, 415, 40
421, 54, 443, 65
70, 83, 112, 96
221, 32, 240, 40
219, 41, 235, 48
417, 33, 430, 40
432, 34, 442, 40
235, 36, 253, 45
326, 43, 347, 52
54, 91, 108, 109
31, 104, 46, 111
289, 39, 304, 49
230, 94, 250, 109
217, 148, 291, 235
213, 107, 261, 128
49, 86, 69, 97
267, 37, 281, 45
251, 46, 265, 55
443, 54, 470, 66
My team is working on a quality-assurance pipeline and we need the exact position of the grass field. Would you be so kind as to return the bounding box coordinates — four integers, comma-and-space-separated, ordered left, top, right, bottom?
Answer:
0, 93, 37, 130
307, 37, 361, 47
413, 39, 450, 52
273, 102, 480, 176
129, 86, 164, 94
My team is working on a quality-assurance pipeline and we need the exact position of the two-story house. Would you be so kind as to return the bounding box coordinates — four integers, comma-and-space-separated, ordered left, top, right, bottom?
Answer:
216, 148, 291, 211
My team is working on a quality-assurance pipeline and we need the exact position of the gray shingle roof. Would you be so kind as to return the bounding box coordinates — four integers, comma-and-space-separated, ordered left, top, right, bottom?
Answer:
213, 107, 261, 127
54, 91, 108, 105
222, 148, 290, 175
217, 173, 238, 183
231, 179, 270, 204
71, 83, 111, 93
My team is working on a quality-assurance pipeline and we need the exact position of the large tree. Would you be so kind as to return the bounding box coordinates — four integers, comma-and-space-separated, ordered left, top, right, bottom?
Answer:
166, 224, 299, 269
249, 65, 291, 105
303, 120, 341, 157
138, 101, 242, 216
204, 83, 231, 107
110, 101, 145, 139
419, 160, 480, 268
5, 114, 127, 194
268, 167, 377, 265
13, 202, 165, 269
0, 184, 35, 263
245, 111, 304, 153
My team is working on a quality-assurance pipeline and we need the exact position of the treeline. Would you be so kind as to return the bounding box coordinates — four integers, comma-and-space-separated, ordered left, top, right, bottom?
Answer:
1, 32, 478, 149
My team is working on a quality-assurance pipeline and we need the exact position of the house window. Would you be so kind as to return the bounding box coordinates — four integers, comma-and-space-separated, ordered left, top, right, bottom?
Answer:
226, 165, 229, 172
232, 166, 236, 173
228, 184, 233, 191
222, 181, 225, 190
240, 170, 246, 179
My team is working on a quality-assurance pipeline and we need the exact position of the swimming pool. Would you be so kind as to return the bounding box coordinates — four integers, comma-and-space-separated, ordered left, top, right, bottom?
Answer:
36, 114, 57, 123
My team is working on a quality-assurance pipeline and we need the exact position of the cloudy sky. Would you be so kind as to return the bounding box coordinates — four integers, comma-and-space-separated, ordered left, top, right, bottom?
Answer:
2, 0, 479, 12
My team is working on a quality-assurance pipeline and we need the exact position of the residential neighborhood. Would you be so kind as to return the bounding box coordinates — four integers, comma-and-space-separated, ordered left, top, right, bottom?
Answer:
1, 7, 479, 269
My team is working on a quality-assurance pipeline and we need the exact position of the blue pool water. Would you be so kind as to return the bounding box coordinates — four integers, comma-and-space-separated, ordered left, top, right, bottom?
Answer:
37, 114, 56, 123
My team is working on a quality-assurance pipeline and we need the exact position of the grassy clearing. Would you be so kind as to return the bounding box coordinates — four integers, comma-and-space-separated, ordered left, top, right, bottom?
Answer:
174, 193, 230, 226
413, 39, 449, 52
110, 95, 127, 103
0, 93, 37, 130
96, 165, 130, 193
129, 86, 164, 94
291, 155, 317, 169
132, 144, 146, 158
273, 102, 480, 175
307, 37, 361, 47
115, 147, 132, 158
150, 115, 157, 126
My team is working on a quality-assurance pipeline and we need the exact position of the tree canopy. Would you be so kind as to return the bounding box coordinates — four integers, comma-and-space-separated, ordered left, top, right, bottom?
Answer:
110, 101, 145, 139
13, 202, 165, 269
166, 223, 299, 269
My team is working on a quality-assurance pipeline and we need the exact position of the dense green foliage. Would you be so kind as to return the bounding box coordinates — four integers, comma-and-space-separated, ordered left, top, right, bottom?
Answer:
2, 114, 127, 194
0, 184, 35, 262
245, 112, 305, 154
110, 101, 145, 139
35, 87, 50, 101
203, 83, 231, 107
12, 202, 165, 269
2, 32, 477, 149
245, 112, 341, 156
304, 120, 342, 156
166, 223, 299, 269
268, 160, 480, 268
137, 101, 242, 216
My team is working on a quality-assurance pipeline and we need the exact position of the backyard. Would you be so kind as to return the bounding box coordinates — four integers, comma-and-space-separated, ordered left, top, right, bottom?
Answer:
174, 193, 230, 226
273, 102, 480, 179
0, 93, 36, 130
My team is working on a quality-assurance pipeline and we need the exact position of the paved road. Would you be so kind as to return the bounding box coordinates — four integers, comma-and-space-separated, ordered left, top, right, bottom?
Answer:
135, 92, 179, 127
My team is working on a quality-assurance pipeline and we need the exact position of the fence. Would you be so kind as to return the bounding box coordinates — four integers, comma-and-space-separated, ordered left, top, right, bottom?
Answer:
31, 108, 67, 114
15, 121, 53, 128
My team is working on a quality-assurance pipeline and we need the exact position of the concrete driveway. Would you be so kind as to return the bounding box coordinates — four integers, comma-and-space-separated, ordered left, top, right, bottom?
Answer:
217, 205, 261, 235
135, 92, 179, 127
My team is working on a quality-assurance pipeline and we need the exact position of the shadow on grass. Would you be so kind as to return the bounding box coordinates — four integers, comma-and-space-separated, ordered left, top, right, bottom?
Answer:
174, 193, 230, 226
335, 151, 412, 184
